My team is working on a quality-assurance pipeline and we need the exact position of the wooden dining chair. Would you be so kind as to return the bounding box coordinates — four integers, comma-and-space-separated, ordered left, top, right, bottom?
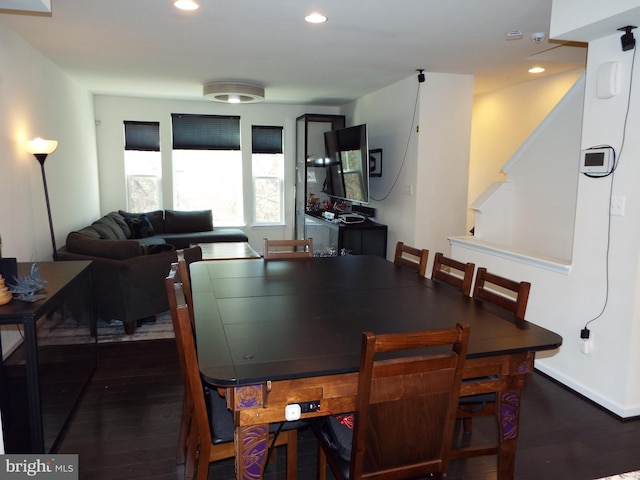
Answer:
315, 323, 470, 480
176, 249, 195, 326
457, 267, 531, 445
393, 241, 429, 277
431, 252, 476, 296
472, 267, 531, 322
264, 237, 314, 259
165, 264, 300, 480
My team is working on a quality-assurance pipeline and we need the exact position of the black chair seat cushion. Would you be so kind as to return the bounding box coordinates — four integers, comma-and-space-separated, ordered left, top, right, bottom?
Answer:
458, 392, 496, 409
312, 414, 355, 479
206, 387, 305, 444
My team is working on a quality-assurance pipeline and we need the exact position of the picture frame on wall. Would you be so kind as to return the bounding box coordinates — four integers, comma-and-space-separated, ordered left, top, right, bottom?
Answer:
369, 148, 382, 177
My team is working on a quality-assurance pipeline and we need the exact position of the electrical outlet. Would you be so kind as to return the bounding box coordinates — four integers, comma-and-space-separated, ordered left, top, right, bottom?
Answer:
581, 336, 593, 354
611, 196, 626, 216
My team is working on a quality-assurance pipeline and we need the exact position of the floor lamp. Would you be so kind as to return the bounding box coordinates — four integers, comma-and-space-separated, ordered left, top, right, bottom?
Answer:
27, 138, 59, 261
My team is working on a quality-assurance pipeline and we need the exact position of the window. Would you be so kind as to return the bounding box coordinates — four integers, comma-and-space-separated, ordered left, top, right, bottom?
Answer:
171, 114, 243, 226
252, 125, 284, 224
124, 121, 161, 212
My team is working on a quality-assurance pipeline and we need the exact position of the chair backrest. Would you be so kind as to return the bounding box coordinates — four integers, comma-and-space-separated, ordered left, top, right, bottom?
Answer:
351, 323, 470, 479
165, 268, 213, 448
431, 252, 476, 296
175, 249, 195, 326
472, 267, 531, 321
393, 241, 429, 277
263, 237, 313, 259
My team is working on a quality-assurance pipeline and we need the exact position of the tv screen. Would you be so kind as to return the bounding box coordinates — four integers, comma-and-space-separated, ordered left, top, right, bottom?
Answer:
322, 124, 369, 204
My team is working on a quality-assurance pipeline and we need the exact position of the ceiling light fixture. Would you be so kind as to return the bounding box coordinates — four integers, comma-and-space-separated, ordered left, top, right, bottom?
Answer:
174, 0, 199, 11
203, 82, 265, 103
528, 67, 545, 73
305, 12, 327, 24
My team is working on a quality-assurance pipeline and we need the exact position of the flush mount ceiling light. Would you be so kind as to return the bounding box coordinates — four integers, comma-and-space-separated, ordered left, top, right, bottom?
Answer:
528, 66, 545, 73
203, 82, 265, 103
174, 0, 199, 11
305, 12, 327, 23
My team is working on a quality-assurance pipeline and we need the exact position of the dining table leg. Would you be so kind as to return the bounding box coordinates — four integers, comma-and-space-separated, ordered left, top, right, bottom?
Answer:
232, 384, 270, 480
235, 424, 269, 480
496, 353, 533, 479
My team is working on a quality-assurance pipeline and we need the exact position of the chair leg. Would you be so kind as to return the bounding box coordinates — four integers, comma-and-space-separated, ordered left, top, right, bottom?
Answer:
316, 441, 326, 480
185, 425, 198, 480
462, 417, 473, 433
196, 440, 210, 480
286, 429, 298, 480
177, 389, 192, 464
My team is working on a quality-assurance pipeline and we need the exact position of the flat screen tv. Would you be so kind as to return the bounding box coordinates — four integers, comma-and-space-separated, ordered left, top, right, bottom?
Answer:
322, 124, 370, 204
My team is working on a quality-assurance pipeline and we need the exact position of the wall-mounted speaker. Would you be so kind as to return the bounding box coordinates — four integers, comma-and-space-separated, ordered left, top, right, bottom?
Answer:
596, 61, 621, 99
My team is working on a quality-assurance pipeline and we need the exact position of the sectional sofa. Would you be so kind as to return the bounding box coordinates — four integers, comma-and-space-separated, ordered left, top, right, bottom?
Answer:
56, 209, 248, 333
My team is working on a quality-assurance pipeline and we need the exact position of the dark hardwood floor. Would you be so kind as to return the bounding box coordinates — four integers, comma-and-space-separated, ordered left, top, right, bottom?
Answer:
57, 339, 640, 480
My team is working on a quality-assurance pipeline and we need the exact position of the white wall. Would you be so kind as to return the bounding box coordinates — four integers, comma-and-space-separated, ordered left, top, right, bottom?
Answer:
469, 69, 584, 233
470, 75, 585, 261
342, 73, 474, 263
453, 9, 640, 417
0, 20, 100, 451
93, 96, 339, 250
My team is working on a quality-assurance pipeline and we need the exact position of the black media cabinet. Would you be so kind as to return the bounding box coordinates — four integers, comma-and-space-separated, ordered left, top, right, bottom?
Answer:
304, 214, 388, 257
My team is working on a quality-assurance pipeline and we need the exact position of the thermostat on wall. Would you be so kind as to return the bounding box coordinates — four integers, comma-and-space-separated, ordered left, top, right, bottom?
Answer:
580, 147, 614, 176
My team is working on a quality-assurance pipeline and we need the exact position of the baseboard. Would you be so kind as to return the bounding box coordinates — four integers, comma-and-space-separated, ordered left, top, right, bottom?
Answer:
535, 363, 640, 420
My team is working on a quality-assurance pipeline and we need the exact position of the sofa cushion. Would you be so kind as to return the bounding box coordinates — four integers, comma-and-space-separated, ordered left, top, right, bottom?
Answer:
66, 232, 142, 260
106, 212, 131, 238
165, 209, 213, 234
159, 229, 248, 249
140, 243, 175, 255
124, 214, 156, 239
119, 210, 165, 234
91, 215, 127, 240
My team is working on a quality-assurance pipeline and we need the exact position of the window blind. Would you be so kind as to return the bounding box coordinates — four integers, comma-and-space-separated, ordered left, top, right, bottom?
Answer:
252, 125, 283, 154
124, 121, 160, 151
172, 113, 241, 150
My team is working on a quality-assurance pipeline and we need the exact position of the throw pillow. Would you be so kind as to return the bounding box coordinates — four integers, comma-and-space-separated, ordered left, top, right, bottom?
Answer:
124, 214, 156, 239
165, 209, 213, 233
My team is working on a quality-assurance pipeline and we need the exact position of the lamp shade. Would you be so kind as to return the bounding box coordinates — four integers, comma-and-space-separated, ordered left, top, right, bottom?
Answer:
27, 138, 58, 155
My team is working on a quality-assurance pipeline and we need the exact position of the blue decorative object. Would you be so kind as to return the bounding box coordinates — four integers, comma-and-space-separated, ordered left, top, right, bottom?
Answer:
7, 263, 47, 302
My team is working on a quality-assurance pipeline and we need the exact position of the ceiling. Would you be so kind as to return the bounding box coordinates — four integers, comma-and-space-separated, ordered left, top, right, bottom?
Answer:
0, 0, 588, 106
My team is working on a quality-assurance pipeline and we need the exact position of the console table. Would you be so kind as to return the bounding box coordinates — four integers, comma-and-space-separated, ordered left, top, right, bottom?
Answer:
0, 261, 96, 453
305, 214, 388, 257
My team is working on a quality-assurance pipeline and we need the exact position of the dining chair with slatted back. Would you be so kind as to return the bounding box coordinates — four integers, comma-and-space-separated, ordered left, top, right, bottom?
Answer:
431, 252, 476, 297
175, 249, 195, 327
264, 237, 314, 259
166, 265, 300, 480
393, 241, 429, 277
315, 323, 470, 480
456, 268, 531, 444
165, 263, 195, 475
472, 267, 531, 321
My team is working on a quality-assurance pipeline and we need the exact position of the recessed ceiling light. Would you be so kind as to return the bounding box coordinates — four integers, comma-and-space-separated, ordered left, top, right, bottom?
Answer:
305, 12, 327, 24
174, 0, 199, 11
529, 67, 545, 73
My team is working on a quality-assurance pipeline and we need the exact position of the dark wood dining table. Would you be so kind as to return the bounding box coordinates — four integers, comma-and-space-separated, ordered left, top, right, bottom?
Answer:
190, 255, 562, 480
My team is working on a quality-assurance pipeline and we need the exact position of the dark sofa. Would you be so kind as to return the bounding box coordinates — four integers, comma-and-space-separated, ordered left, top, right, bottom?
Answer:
56, 209, 248, 333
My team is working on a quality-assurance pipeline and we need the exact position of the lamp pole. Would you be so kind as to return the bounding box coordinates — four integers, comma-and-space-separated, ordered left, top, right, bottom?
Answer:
27, 138, 59, 261
35, 154, 58, 261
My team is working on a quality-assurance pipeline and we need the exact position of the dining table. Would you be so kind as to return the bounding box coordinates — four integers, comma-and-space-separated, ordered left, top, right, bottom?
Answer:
190, 254, 562, 480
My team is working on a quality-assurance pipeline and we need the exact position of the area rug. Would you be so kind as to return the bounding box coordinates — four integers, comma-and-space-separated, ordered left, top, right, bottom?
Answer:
596, 472, 640, 479
37, 311, 174, 345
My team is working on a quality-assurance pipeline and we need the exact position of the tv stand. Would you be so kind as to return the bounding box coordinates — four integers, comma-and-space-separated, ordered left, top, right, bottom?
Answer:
305, 214, 387, 257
